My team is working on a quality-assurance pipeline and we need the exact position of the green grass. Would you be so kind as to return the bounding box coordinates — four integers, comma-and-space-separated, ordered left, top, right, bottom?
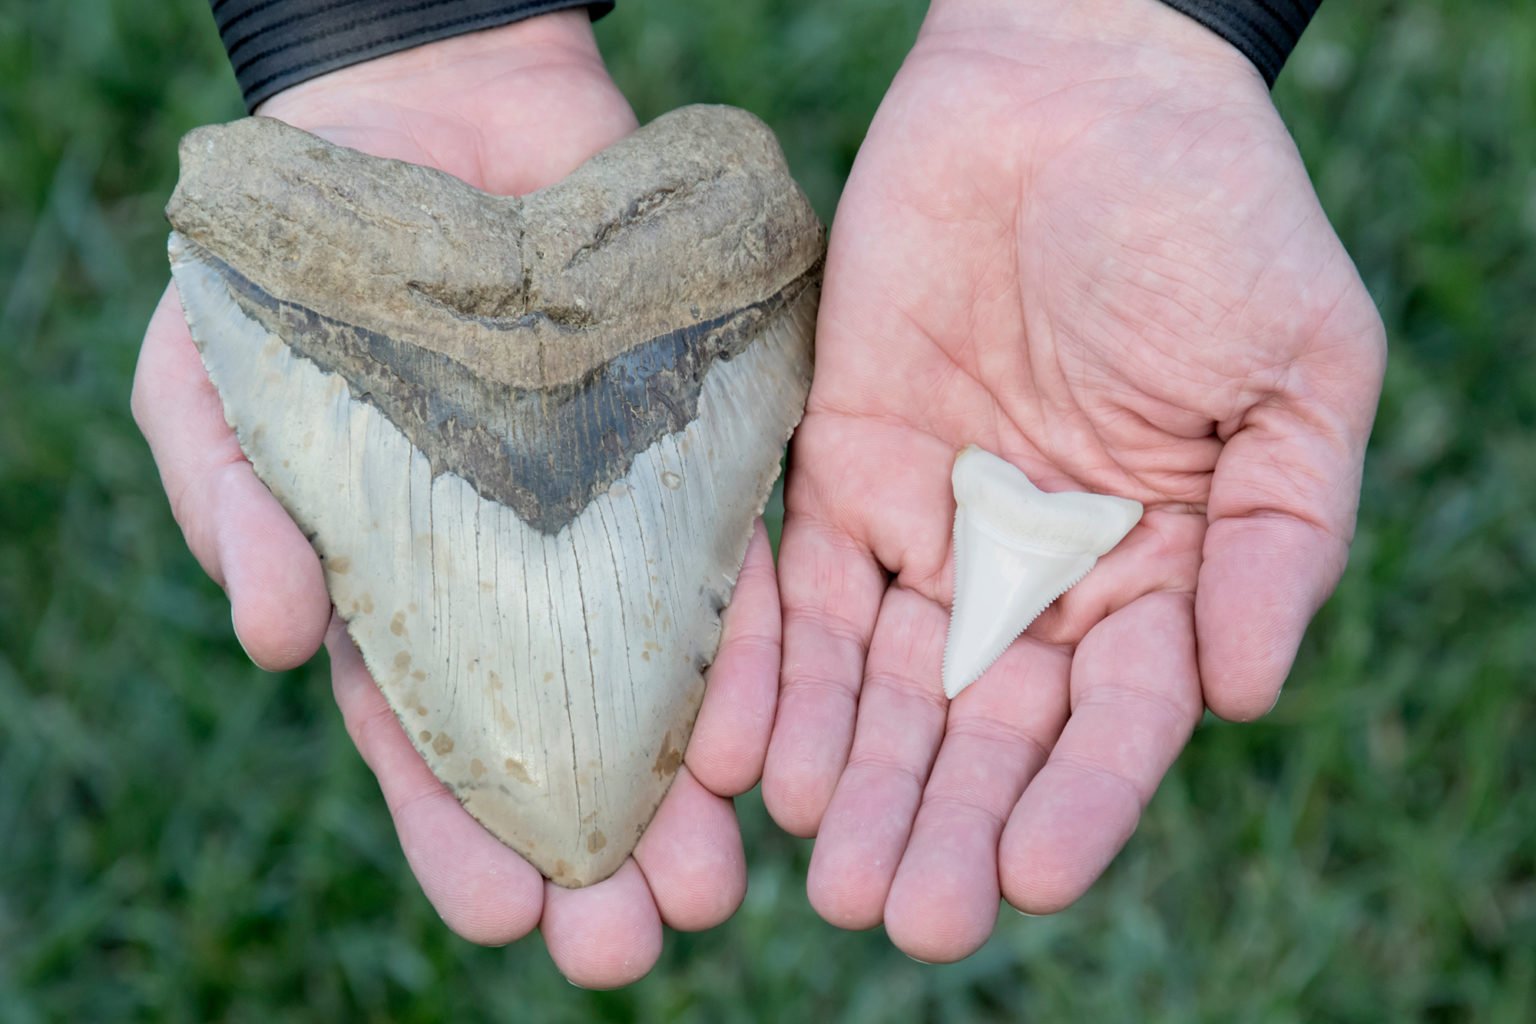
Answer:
2, 0, 1533, 1019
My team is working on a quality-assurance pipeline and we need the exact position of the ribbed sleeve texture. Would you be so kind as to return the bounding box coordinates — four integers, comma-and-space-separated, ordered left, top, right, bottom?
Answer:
210, 0, 615, 111
1154, 0, 1322, 86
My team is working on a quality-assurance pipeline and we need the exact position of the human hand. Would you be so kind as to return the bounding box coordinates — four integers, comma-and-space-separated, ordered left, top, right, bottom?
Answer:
763, 0, 1385, 961
132, 12, 780, 986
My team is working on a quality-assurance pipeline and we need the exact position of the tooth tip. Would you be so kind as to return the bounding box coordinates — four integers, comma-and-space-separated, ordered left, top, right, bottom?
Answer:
940, 656, 972, 699
943, 674, 975, 700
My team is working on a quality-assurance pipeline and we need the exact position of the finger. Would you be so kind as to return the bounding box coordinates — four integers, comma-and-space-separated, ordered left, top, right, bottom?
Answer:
762, 460, 885, 836
132, 285, 329, 669
540, 861, 663, 989
999, 591, 1201, 915
1197, 513, 1344, 720
326, 618, 544, 945
883, 638, 1070, 963
1029, 508, 1204, 647
804, 587, 948, 930
1199, 344, 1380, 719
687, 521, 778, 797
633, 767, 746, 931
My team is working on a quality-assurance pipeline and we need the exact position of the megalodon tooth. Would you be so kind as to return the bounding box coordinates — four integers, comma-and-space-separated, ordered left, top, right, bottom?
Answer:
943, 446, 1142, 699
166, 106, 822, 887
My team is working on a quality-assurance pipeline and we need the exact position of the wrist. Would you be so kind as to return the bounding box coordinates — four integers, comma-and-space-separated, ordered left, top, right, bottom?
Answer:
920, 0, 1259, 88
258, 11, 609, 129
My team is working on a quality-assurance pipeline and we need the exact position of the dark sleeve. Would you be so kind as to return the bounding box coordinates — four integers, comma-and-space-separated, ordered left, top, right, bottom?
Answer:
1152, 0, 1321, 87
211, 1, 616, 112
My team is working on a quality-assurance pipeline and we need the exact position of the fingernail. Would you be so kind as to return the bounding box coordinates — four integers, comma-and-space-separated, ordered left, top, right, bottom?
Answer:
231, 605, 257, 666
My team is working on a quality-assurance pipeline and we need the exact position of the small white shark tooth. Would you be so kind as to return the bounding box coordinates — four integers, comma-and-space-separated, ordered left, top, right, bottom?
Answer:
166, 107, 822, 887
942, 446, 1143, 698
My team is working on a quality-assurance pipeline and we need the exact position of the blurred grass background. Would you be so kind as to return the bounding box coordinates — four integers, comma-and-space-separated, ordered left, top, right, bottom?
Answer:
2, 0, 1534, 1019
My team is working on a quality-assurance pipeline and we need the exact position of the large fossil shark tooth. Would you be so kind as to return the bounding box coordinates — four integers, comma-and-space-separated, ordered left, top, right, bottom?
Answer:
166, 106, 822, 887
943, 446, 1142, 699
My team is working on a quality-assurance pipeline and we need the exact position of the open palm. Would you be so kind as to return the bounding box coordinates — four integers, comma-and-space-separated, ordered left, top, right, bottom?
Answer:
763, 2, 1385, 962
133, 14, 781, 987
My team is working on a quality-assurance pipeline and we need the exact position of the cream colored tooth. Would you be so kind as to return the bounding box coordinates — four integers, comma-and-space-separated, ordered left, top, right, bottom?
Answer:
166, 108, 823, 887
942, 446, 1142, 698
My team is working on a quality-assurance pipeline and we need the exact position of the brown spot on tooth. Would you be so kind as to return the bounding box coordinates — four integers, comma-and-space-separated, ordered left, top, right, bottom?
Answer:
470, 758, 486, 778
652, 731, 684, 778
503, 758, 533, 784
389, 610, 406, 636
329, 556, 351, 573
586, 830, 607, 853
393, 651, 411, 669
432, 733, 454, 756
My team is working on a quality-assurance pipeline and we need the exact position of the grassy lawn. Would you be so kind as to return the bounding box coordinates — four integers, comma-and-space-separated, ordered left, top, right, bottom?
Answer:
2, 0, 1533, 1019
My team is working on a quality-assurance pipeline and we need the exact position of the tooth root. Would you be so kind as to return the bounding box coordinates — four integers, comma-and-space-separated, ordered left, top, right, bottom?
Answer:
942, 446, 1143, 699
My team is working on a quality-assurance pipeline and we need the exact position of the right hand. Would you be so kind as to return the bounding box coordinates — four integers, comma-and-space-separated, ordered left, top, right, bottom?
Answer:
762, 0, 1385, 961
132, 12, 783, 987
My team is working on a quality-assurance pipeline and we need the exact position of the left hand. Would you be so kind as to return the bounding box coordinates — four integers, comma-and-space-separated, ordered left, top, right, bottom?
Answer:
762, 0, 1385, 961
134, 12, 782, 987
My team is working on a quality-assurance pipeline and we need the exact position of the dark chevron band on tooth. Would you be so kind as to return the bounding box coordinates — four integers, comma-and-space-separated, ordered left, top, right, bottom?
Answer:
180, 237, 822, 533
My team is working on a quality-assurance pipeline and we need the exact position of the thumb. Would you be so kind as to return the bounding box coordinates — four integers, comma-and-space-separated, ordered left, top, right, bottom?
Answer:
1197, 313, 1385, 720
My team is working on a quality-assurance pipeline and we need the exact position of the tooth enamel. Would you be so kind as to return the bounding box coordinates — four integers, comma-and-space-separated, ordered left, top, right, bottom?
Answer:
942, 446, 1142, 698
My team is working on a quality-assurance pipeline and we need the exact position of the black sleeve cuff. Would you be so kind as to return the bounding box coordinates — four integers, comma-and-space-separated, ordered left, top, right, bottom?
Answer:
211, 0, 616, 112
1152, 0, 1321, 87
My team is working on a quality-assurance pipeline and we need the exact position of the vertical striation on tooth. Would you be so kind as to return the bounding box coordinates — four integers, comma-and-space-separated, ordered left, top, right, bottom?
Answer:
942, 446, 1143, 699
166, 106, 822, 887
